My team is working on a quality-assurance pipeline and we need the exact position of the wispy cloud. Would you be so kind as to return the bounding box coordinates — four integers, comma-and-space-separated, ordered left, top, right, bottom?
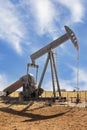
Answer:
43, 79, 73, 91
30, 0, 59, 36
22, 0, 85, 39
60, 66, 87, 91
43, 66, 87, 91
0, 74, 8, 90
71, 66, 87, 90
0, 0, 26, 54
57, 0, 85, 23
0, 0, 86, 54
21, 0, 59, 39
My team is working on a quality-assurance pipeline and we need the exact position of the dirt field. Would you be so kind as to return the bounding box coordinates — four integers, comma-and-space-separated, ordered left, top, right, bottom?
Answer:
0, 100, 87, 130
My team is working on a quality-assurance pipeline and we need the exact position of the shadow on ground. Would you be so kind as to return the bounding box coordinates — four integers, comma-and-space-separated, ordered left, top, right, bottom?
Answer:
0, 106, 71, 122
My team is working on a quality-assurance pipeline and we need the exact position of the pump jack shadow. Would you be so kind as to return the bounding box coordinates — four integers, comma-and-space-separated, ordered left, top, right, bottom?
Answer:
23, 110, 71, 122
0, 106, 71, 122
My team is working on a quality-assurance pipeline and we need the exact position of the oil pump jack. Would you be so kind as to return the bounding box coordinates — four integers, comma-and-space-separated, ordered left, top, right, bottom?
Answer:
3, 26, 79, 101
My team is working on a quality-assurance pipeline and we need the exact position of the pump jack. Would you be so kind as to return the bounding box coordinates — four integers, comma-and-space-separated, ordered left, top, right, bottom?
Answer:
3, 26, 79, 102
27, 25, 79, 101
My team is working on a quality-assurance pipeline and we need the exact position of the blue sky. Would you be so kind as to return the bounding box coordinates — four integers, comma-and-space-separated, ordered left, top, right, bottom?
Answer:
0, 0, 87, 91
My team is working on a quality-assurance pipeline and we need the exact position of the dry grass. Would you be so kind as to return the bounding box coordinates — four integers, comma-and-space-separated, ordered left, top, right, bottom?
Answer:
9, 91, 87, 102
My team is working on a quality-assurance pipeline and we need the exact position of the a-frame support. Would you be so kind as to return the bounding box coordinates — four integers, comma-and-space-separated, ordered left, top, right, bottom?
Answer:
38, 50, 61, 100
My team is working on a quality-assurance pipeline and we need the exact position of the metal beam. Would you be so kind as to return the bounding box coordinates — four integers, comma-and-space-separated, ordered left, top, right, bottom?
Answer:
38, 54, 49, 88
51, 52, 61, 97
30, 26, 79, 64
31, 34, 69, 63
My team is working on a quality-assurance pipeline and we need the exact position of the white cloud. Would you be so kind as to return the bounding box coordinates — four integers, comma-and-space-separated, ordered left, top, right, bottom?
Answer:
43, 79, 73, 91
60, 66, 87, 91
22, 0, 85, 40
57, 0, 85, 23
22, 0, 59, 38
0, 74, 8, 91
59, 79, 74, 91
0, 0, 86, 54
0, 0, 26, 54
43, 81, 52, 91
71, 67, 87, 90
31, 0, 58, 35
43, 66, 87, 91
